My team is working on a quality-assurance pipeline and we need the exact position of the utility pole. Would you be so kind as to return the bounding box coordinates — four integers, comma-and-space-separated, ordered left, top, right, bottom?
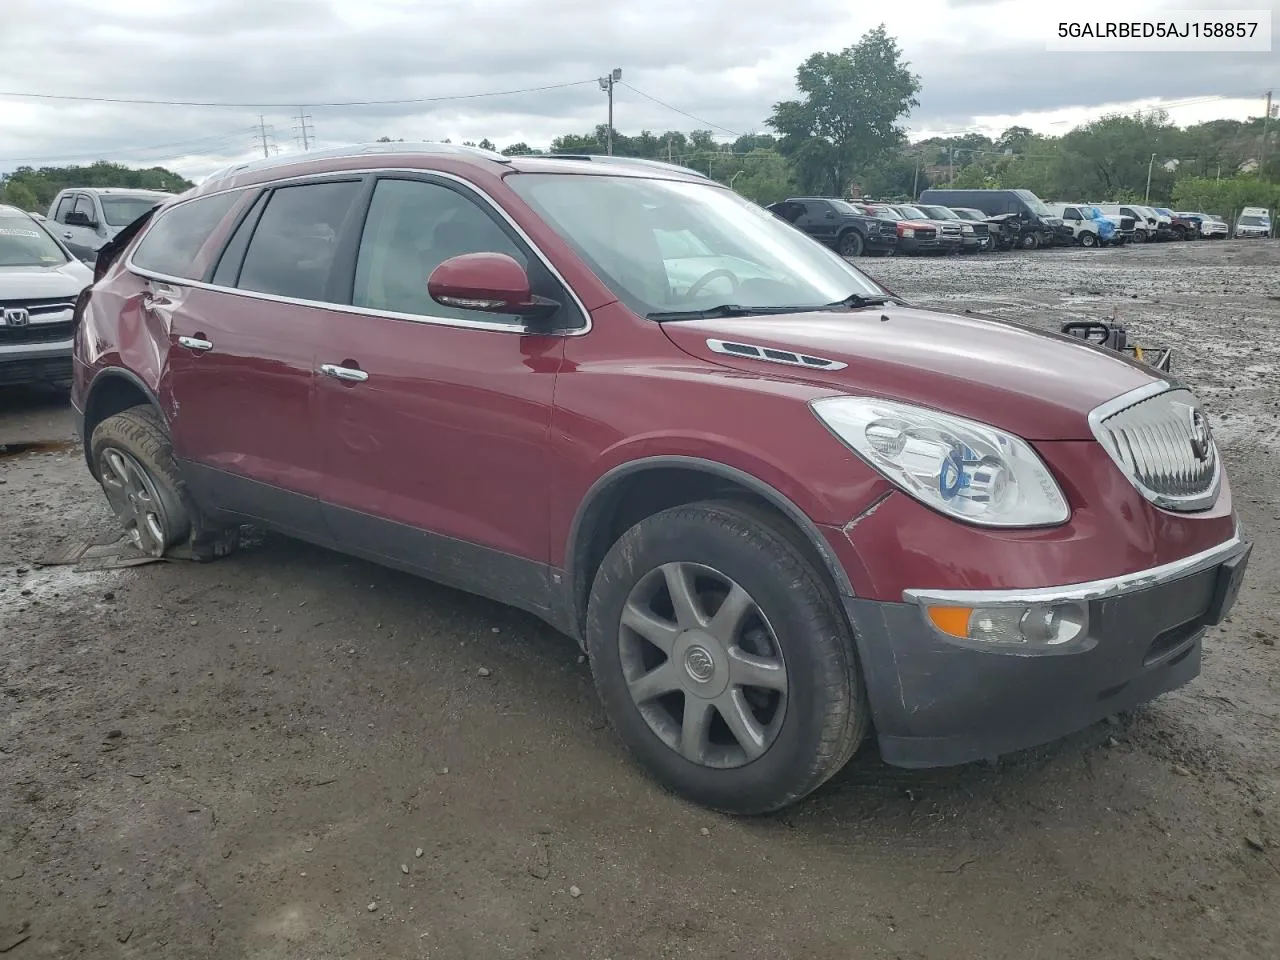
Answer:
948, 148, 954, 185
1145, 152, 1156, 203
1261, 89, 1274, 177
667, 133, 672, 163
912, 158, 920, 198
598, 68, 621, 155
257, 115, 273, 158
294, 108, 314, 151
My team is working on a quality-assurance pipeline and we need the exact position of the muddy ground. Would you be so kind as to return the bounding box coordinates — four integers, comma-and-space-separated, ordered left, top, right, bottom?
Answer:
1, 239, 1277, 960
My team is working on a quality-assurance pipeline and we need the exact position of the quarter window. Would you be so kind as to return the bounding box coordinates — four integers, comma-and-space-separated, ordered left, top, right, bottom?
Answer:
236, 181, 361, 301
352, 178, 529, 324
132, 190, 241, 280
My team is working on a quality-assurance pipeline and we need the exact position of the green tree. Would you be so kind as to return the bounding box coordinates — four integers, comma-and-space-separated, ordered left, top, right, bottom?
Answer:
767, 24, 921, 195
500, 142, 541, 156
0, 162, 192, 212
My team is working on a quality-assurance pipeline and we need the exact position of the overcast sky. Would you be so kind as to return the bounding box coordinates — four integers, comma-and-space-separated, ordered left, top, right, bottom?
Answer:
1, 0, 1276, 180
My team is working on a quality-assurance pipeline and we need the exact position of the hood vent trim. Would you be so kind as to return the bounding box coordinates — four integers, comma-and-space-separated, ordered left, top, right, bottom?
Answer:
706, 338, 847, 371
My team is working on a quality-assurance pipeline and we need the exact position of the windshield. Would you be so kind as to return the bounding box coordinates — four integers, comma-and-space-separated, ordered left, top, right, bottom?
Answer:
951, 208, 984, 221
0, 215, 69, 267
506, 174, 886, 318
828, 199, 862, 215
867, 205, 904, 220
1013, 189, 1052, 216
1239, 215, 1265, 226
895, 205, 932, 220
1084, 207, 1106, 219
101, 196, 165, 227
919, 205, 959, 220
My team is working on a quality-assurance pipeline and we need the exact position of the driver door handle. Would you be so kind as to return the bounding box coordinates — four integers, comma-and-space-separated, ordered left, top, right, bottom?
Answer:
178, 336, 213, 351
320, 363, 369, 383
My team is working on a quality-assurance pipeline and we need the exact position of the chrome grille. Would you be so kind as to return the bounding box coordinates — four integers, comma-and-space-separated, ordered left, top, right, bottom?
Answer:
1091, 386, 1219, 511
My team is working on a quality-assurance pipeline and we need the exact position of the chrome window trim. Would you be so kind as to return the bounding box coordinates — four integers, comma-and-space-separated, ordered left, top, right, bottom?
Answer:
1086, 379, 1222, 512
123, 167, 592, 338
904, 529, 1244, 606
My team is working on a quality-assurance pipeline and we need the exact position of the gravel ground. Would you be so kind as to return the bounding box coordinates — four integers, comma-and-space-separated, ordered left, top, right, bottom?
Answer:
1, 239, 1278, 960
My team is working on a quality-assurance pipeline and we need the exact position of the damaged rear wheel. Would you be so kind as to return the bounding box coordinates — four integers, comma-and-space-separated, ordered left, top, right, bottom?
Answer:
90, 405, 235, 560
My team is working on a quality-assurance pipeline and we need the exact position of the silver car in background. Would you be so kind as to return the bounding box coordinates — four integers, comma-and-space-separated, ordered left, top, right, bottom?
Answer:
0, 204, 92, 388
45, 187, 172, 263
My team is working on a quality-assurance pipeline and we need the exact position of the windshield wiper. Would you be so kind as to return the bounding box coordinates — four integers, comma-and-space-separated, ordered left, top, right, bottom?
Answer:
822, 293, 893, 309
647, 304, 800, 321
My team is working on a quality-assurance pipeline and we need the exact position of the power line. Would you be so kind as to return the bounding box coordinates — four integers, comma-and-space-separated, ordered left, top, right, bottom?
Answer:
0, 128, 257, 165
0, 78, 598, 109
618, 82, 742, 137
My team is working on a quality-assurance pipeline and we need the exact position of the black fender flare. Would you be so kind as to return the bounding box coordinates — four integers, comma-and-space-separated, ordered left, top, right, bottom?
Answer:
563, 455, 857, 638
80, 367, 166, 477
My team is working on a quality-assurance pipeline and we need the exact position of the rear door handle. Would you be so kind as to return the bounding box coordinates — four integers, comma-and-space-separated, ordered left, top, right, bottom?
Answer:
320, 363, 369, 383
178, 336, 213, 351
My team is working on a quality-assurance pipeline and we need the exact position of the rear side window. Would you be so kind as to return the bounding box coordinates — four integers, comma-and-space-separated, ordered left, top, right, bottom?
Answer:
132, 191, 241, 280
236, 181, 361, 302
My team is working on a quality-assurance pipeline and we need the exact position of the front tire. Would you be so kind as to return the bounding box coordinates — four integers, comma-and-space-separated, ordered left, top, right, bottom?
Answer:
838, 231, 864, 258
585, 500, 868, 814
1080, 231, 1098, 248
1020, 232, 1040, 250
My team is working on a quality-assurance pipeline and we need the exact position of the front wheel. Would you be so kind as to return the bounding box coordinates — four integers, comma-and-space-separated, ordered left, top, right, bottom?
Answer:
838, 231, 864, 258
1020, 232, 1040, 250
585, 501, 868, 814
1080, 231, 1098, 247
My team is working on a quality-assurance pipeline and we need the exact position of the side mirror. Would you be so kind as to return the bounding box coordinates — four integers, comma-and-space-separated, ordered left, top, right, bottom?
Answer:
427, 252, 559, 323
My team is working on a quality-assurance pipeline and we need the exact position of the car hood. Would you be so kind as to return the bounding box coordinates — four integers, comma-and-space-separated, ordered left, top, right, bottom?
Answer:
661, 304, 1162, 440
0, 259, 93, 295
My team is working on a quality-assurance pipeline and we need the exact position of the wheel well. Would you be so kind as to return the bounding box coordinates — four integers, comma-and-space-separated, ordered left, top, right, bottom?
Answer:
570, 466, 833, 638
82, 374, 158, 475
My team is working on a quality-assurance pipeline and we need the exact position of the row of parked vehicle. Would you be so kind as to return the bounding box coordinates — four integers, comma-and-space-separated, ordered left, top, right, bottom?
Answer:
768, 189, 1272, 257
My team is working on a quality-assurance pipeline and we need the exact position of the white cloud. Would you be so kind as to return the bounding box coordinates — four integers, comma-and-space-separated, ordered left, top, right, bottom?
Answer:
0, 0, 1274, 180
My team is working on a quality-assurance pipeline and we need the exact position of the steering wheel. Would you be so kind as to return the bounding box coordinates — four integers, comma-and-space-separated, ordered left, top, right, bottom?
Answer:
684, 268, 740, 300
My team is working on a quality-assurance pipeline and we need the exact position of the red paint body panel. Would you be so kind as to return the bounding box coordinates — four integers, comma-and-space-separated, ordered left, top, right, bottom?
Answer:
313, 316, 563, 562
661, 307, 1158, 440
162, 287, 322, 497
546, 302, 894, 567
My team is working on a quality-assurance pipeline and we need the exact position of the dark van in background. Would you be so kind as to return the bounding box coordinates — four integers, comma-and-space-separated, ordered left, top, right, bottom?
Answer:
918, 188, 1064, 250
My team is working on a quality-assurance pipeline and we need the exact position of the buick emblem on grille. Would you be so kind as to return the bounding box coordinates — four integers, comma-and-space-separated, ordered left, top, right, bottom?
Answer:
2, 307, 30, 327
1188, 408, 1212, 462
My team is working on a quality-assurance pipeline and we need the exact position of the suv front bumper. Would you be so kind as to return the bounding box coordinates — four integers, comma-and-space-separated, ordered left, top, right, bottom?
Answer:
0, 338, 74, 386
843, 533, 1251, 768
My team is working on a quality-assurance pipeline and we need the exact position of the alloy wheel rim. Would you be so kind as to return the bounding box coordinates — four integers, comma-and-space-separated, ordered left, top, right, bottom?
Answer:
618, 562, 788, 769
99, 447, 169, 557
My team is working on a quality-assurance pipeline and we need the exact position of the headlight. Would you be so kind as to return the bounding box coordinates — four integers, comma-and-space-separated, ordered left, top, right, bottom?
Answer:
901, 228, 915, 237
811, 397, 1070, 527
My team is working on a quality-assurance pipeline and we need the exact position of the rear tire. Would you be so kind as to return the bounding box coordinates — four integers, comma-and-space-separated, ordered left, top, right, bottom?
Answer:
585, 500, 868, 814
90, 405, 239, 561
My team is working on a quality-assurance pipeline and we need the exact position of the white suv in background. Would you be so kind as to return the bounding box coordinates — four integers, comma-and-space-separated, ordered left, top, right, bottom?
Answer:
0, 204, 92, 388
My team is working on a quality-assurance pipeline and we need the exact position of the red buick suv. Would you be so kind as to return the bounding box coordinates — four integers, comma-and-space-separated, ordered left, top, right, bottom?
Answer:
70, 144, 1250, 814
